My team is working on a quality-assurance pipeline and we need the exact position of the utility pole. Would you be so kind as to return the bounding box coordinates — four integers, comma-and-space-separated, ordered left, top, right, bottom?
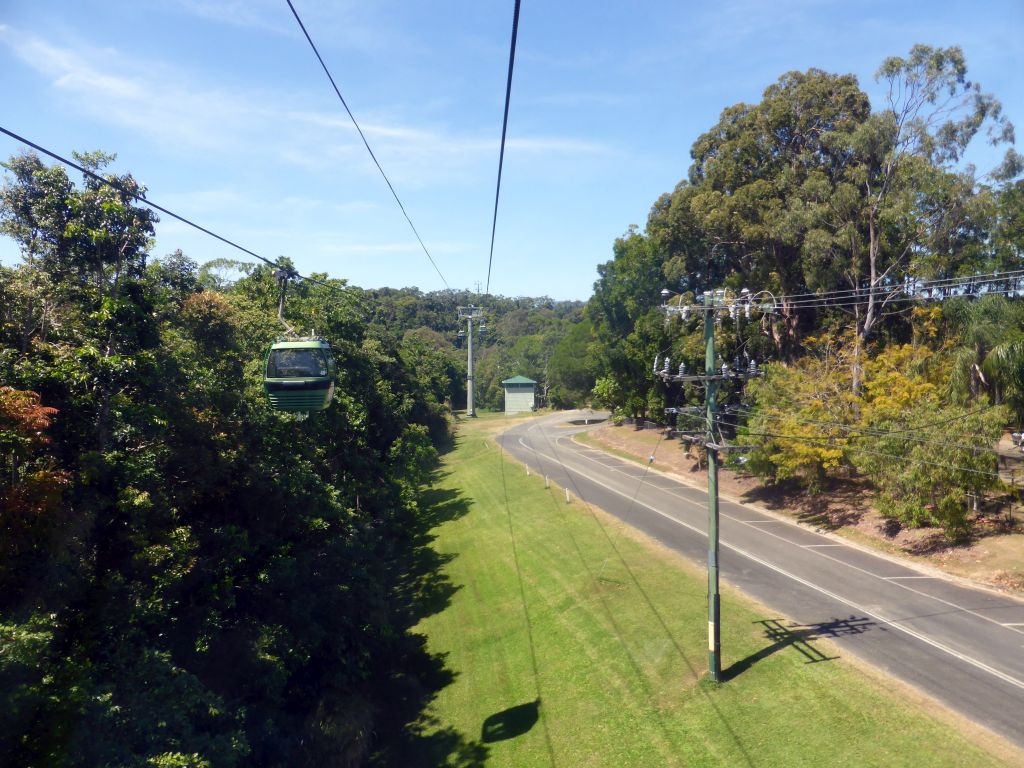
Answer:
458, 305, 485, 417
656, 268, 1024, 680
658, 287, 769, 684
703, 289, 721, 682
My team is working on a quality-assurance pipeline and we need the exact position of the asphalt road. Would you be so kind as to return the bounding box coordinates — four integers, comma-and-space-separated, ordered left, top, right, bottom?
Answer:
497, 410, 1024, 749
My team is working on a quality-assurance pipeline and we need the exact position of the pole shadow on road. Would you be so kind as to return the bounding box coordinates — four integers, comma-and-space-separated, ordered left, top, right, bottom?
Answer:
722, 616, 876, 682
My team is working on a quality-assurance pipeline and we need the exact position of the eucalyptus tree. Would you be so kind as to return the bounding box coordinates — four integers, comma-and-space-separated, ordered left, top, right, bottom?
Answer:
686, 68, 873, 358
843, 46, 1015, 355
664, 45, 1017, 382
993, 180, 1024, 268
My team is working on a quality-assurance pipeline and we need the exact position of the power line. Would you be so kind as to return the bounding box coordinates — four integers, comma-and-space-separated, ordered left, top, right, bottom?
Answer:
285, 0, 449, 290
518, 422, 717, 760
780, 281, 1024, 311
664, 270, 1024, 317
716, 418, 1002, 479
495, 422, 557, 766
868, 403, 1002, 435
732, 407, 1003, 456
785, 292, 1020, 313
517, 419, 756, 765
737, 270, 1024, 306
781, 271, 1024, 306
485, 0, 522, 296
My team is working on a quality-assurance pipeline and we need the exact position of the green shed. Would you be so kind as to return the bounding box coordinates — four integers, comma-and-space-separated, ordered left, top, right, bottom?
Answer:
501, 375, 537, 414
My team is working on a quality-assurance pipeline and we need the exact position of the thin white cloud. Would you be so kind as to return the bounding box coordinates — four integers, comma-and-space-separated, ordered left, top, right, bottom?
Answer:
163, 0, 285, 33
317, 240, 475, 257
2, 29, 269, 152
507, 137, 609, 155
285, 109, 610, 159
322, 241, 420, 255
155, 188, 380, 227
520, 49, 612, 71
161, 0, 421, 57
529, 92, 627, 108
1, 28, 611, 189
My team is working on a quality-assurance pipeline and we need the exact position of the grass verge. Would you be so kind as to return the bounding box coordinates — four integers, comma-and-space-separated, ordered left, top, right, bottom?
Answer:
411, 413, 1021, 767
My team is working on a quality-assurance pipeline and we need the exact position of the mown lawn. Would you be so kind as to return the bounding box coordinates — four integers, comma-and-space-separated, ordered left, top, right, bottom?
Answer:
410, 413, 1018, 767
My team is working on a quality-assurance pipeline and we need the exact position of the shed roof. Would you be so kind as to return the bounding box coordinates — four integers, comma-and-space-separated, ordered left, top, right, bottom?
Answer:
501, 375, 537, 385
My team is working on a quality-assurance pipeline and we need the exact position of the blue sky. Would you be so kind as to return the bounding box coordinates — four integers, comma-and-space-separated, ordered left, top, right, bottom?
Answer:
1, 0, 1021, 300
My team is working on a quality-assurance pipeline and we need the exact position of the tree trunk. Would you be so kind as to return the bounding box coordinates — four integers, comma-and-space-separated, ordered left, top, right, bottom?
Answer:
852, 328, 863, 396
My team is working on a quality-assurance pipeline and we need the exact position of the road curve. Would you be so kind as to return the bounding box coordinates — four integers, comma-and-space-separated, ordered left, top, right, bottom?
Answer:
497, 410, 1024, 748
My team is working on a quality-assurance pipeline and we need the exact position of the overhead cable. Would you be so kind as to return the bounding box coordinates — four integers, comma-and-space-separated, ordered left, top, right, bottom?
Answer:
729, 409, 1001, 456
779, 275, 1024, 310
485, 0, 522, 295
716, 420, 1001, 479
765, 270, 1024, 306
0, 126, 283, 269
285, 0, 449, 289
667, 270, 1024, 316
0, 126, 360, 300
495, 427, 557, 764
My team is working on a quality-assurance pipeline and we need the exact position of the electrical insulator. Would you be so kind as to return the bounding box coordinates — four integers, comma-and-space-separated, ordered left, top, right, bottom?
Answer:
721, 363, 729, 377
749, 360, 758, 375
729, 304, 738, 321
653, 354, 660, 374
682, 306, 690, 321
663, 357, 671, 375
678, 362, 686, 376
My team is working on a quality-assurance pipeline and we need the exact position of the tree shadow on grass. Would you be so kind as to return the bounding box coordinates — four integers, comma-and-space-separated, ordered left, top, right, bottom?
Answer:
722, 616, 876, 682
394, 481, 472, 624
371, 473, 490, 766
369, 653, 489, 768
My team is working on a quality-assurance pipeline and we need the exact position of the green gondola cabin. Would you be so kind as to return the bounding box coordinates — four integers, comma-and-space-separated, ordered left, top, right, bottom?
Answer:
263, 339, 336, 412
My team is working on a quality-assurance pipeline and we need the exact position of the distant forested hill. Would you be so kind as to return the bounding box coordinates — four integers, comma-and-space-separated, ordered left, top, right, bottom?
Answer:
359, 286, 594, 410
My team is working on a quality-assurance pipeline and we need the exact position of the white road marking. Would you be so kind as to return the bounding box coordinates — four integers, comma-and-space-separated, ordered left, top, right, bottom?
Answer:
549, 430, 1024, 638
512, 423, 1024, 690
